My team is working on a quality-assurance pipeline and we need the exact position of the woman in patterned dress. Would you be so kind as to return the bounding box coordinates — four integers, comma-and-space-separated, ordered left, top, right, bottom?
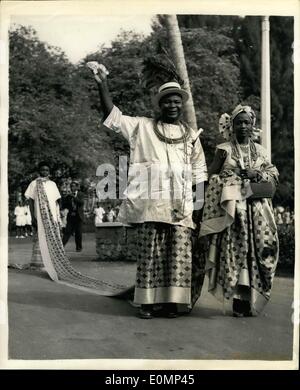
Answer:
200, 105, 279, 317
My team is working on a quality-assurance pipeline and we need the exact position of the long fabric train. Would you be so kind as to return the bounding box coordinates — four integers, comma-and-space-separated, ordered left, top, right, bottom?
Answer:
34, 178, 134, 297
9, 178, 205, 309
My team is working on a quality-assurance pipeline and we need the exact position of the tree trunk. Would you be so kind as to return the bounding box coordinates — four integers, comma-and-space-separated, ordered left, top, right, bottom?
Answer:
164, 14, 198, 130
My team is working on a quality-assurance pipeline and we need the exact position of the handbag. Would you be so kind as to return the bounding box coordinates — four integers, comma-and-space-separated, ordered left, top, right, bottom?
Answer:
248, 181, 276, 200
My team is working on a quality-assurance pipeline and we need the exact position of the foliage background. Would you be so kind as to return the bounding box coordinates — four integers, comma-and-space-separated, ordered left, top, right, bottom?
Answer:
8, 15, 294, 209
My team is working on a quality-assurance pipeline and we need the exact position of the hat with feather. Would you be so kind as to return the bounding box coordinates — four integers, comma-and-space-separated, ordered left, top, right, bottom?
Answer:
142, 55, 189, 110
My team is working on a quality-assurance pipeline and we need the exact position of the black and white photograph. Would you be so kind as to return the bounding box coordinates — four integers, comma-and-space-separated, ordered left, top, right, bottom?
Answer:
0, 0, 299, 370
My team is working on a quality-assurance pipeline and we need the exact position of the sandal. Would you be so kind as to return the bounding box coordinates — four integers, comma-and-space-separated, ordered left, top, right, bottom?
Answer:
232, 299, 252, 318
233, 311, 244, 318
165, 303, 178, 318
138, 305, 153, 319
152, 304, 178, 318
167, 311, 178, 318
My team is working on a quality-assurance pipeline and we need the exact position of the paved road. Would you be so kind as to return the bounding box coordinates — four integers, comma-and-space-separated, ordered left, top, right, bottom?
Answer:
7, 234, 295, 362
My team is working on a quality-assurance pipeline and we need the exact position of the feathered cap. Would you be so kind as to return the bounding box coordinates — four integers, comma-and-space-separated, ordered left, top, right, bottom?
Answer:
142, 55, 189, 109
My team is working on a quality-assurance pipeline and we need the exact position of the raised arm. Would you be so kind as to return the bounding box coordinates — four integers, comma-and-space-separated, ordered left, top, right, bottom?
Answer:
96, 76, 113, 120
87, 62, 113, 119
87, 61, 141, 142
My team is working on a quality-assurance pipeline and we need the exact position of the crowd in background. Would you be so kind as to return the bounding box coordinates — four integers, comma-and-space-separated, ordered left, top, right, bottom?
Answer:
273, 206, 295, 268
11, 178, 294, 234
13, 199, 33, 238
10, 175, 294, 272
10, 176, 121, 238
274, 206, 294, 226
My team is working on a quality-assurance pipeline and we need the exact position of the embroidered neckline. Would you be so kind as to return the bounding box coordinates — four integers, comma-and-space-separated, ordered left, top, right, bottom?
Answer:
37, 177, 49, 183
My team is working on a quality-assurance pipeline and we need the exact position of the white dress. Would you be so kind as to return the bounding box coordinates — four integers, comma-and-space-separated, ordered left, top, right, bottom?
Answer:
94, 207, 106, 225
14, 206, 26, 226
107, 210, 116, 222
24, 205, 32, 225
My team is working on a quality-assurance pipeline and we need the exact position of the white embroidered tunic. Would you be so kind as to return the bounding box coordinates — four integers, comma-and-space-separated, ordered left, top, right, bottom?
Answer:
102, 105, 208, 229
25, 179, 61, 222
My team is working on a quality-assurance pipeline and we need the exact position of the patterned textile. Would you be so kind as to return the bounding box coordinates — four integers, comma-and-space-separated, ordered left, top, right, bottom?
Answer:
134, 223, 205, 308
190, 230, 207, 308
30, 233, 43, 267
34, 178, 133, 297
200, 142, 279, 315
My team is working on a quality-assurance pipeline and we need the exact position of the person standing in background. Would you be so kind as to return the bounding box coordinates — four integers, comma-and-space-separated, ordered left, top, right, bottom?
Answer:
94, 202, 106, 225
62, 181, 85, 252
24, 199, 33, 237
25, 161, 62, 269
14, 201, 26, 238
106, 205, 116, 222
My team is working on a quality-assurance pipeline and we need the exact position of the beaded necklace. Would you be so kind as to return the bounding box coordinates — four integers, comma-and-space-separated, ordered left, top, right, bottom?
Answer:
153, 120, 188, 144
231, 138, 258, 168
154, 120, 189, 221
232, 138, 257, 196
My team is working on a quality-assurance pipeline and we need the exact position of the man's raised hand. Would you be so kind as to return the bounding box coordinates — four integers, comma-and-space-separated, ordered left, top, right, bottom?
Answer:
86, 61, 109, 84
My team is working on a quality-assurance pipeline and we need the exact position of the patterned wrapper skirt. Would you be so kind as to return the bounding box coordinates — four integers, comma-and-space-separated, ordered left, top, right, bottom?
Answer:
201, 174, 279, 315
134, 222, 205, 307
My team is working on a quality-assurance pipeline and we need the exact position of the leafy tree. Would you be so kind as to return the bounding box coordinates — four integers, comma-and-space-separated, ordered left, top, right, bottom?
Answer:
10, 17, 293, 211
83, 23, 242, 165
178, 15, 240, 30
9, 25, 114, 200
232, 16, 294, 207
179, 15, 294, 207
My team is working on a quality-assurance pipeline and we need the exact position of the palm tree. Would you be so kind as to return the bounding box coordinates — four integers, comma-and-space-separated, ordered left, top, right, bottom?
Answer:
164, 14, 197, 130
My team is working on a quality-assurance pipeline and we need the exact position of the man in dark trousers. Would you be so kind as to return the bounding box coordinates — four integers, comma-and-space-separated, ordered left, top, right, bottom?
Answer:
62, 181, 84, 252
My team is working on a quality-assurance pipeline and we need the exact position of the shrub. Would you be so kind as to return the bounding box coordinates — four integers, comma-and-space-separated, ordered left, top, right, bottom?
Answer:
277, 223, 295, 269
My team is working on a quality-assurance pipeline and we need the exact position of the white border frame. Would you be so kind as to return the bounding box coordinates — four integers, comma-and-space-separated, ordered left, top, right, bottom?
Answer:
0, 0, 299, 370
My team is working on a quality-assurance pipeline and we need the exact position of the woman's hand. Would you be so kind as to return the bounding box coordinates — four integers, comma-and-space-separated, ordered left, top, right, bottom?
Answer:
232, 168, 241, 176
240, 169, 258, 181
